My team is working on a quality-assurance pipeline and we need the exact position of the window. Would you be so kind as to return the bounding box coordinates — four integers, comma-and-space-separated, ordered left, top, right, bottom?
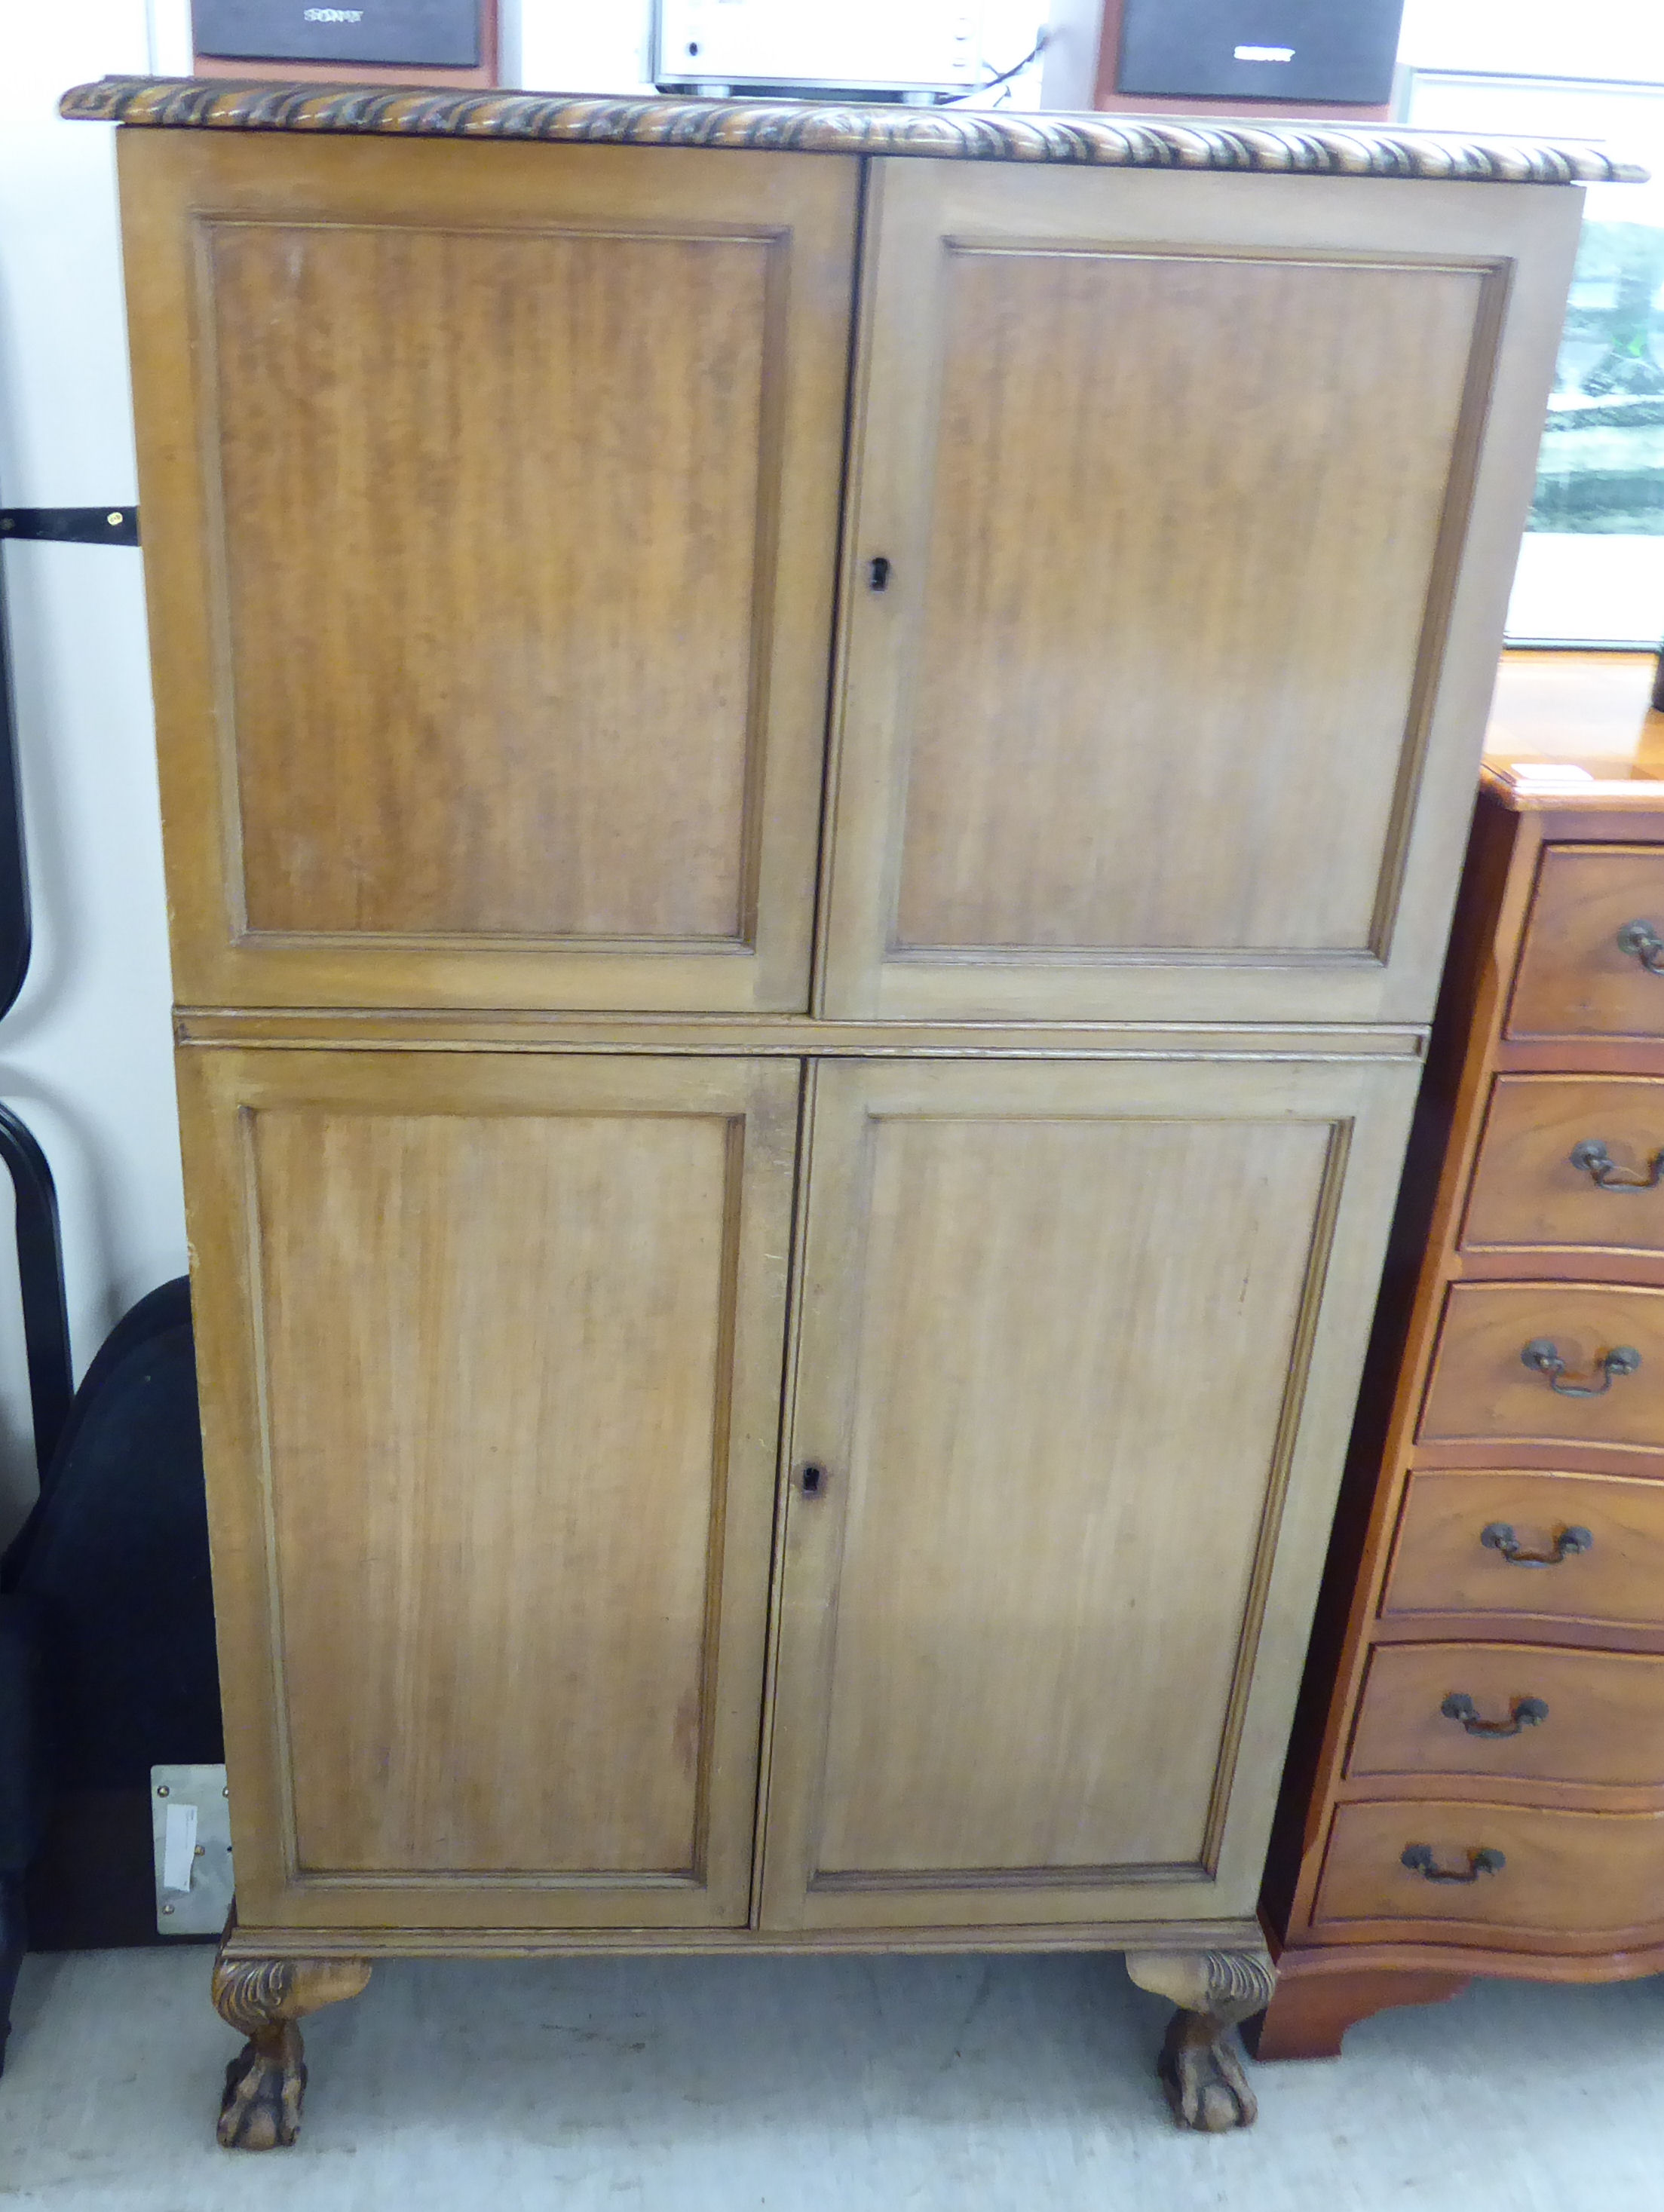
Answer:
1403, 71, 1664, 647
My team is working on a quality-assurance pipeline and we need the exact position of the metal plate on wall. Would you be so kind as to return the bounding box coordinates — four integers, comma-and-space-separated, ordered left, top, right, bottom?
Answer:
151, 1765, 234, 1937
192, 0, 480, 67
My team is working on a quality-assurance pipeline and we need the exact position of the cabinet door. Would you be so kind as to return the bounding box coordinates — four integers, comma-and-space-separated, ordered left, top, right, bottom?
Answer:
122, 131, 856, 1013
760, 1055, 1417, 1930
179, 1049, 797, 1931
819, 160, 1579, 1024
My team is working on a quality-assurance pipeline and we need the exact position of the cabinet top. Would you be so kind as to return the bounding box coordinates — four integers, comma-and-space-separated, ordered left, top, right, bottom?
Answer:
62, 75, 1644, 185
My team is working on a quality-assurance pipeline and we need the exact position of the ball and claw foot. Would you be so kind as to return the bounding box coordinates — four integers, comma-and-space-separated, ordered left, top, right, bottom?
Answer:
211, 1939, 371, 2149
1126, 1947, 1276, 2134
219, 2019, 308, 2150
1157, 2003, 1258, 2131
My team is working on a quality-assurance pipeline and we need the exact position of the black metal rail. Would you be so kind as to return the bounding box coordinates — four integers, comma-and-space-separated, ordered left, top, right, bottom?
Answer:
0, 499, 141, 1466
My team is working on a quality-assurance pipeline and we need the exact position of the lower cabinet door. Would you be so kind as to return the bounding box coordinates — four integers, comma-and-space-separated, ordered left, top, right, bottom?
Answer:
759, 1055, 1419, 1930
178, 1048, 798, 1931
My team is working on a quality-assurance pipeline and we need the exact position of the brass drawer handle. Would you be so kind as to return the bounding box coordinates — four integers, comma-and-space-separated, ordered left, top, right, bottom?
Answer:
1618, 919, 1664, 973
1401, 1843, 1506, 1885
1521, 1338, 1641, 1396
1482, 1520, 1592, 1567
1571, 1139, 1664, 1191
1440, 1691, 1549, 1738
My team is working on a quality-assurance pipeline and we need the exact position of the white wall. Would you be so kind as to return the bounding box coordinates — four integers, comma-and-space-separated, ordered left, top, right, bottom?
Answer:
0, 4, 186, 1537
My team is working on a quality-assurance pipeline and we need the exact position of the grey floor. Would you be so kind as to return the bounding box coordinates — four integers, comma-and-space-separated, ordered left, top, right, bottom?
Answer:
0, 1947, 1654, 2209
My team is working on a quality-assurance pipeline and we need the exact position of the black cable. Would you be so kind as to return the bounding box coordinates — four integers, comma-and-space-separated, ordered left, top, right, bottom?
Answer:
942, 28, 1047, 104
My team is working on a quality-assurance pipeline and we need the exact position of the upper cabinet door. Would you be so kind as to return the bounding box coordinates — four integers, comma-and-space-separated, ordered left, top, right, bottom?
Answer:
120, 132, 857, 1013
819, 161, 1581, 1025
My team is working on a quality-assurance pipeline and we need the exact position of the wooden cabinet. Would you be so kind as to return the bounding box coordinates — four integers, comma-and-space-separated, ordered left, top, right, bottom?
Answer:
177, 1049, 797, 1932
818, 158, 1578, 1026
80, 71, 1610, 2144
763, 1059, 1417, 1931
1257, 653, 1664, 2063
121, 131, 857, 1015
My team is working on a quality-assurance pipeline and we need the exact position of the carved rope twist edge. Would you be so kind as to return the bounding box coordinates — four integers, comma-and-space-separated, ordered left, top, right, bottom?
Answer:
58, 77, 1647, 185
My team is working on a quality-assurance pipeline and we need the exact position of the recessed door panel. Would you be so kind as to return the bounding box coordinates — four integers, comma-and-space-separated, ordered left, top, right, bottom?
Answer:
761, 1054, 1418, 1928
121, 130, 856, 1010
179, 1049, 798, 1929
820, 160, 1580, 1022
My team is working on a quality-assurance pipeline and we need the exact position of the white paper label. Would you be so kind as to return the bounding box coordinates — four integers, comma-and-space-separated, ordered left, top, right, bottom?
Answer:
162, 1802, 199, 1893
1505, 761, 1598, 789
1235, 44, 1295, 60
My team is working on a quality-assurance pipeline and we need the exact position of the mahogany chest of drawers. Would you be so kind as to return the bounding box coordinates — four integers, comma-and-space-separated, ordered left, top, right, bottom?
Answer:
1257, 653, 1664, 2057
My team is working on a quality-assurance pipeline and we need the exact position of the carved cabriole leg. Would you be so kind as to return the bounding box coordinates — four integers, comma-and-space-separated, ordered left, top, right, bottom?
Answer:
1125, 1947, 1276, 2132
211, 1935, 371, 2149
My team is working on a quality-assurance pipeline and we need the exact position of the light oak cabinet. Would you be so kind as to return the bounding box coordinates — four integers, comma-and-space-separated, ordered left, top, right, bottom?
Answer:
764, 1059, 1419, 1931
79, 71, 1616, 2143
820, 160, 1578, 1025
122, 132, 857, 1014
178, 1049, 798, 1933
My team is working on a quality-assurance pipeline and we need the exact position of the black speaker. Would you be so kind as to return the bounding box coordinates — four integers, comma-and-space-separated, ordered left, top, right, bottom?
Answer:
192, 0, 480, 68
1116, 0, 1404, 107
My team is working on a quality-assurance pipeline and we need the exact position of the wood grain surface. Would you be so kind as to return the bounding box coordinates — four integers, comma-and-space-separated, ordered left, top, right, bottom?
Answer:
890, 250, 1480, 960
1313, 1798, 1664, 1935
1463, 1076, 1664, 1252
1509, 847, 1664, 1039
1382, 1467, 1664, 1628
121, 128, 855, 1011
1347, 1641, 1664, 1788
818, 158, 1580, 1025
762, 1053, 1419, 1929
178, 1049, 798, 1929
213, 221, 772, 944
1420, 1283, 1664, 1451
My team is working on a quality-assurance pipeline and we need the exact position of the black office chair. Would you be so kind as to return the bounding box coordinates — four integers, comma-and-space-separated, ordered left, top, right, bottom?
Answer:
0, 494, 218, 2073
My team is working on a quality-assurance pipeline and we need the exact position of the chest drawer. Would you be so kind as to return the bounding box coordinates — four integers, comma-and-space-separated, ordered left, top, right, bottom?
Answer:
1420, 1284, 1664, 1450
1464, 1077, 1664, 1254
1314, 1798, 1664, 1935
1509, 847, 1664, 1040
1349, 1641, 1664, 1788
1384, 1469, 1664, 1625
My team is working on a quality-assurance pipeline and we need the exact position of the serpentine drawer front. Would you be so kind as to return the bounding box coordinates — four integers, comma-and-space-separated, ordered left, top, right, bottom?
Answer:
1419, 1283, 1664, 1451
1347, 1642, 1664, 1788
1463, 1077, 1664, 1253
1383, 1468, 1664, 1626
1508, 847, 1664, 1040
1313, 1800, 1664, 1936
